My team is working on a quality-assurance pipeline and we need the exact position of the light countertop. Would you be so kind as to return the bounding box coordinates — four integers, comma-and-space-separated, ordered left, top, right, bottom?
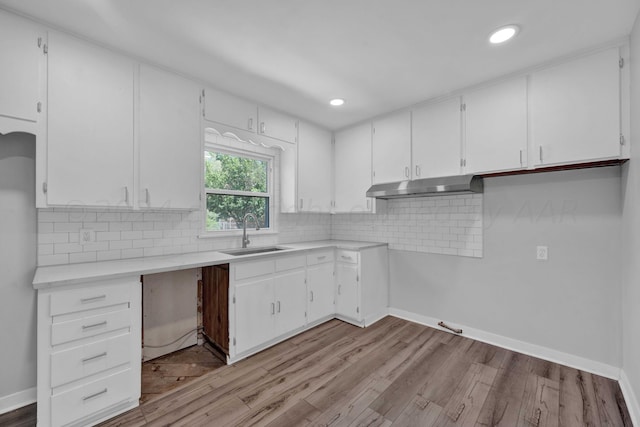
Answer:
33, 240, 387, 289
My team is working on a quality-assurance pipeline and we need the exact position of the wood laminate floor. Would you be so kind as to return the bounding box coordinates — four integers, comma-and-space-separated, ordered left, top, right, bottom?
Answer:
2, 317, 633, 426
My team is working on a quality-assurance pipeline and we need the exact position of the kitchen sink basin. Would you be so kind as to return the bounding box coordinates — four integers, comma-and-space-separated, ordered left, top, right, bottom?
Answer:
220, 246, 290, 256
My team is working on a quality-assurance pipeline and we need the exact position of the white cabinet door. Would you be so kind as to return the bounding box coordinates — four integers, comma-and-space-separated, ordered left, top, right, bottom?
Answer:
234, 277, 275, 354
297, 121, 333, 212
280, 141, 298, 213
335, 262, 359, 321
258, 106, 298, 143
139, 65, 201, 210
0, 11, 43, 124
372, 111, 411, 184
531, 48, 621, 166
464, 77, 527, 174
204, 87, 257, 133
412, 97, 462, 179
307, 262, 335, 323
47, 32, 134, 207
273, 269, 307, 336
334, 122, 374, 213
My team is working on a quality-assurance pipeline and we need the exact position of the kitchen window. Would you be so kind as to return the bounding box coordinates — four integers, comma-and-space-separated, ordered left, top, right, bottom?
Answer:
204, 148, 272, 232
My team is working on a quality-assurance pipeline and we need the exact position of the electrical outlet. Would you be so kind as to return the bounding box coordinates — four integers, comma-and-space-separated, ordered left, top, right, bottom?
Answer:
536, 245, 548, 261
79, 229, 96, 245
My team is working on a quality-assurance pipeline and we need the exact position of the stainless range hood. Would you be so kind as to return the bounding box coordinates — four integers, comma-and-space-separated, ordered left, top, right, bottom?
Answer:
366, 174, 483, 199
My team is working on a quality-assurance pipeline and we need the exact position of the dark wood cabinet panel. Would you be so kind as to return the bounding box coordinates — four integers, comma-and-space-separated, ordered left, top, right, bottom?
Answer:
202, 264, 229, 354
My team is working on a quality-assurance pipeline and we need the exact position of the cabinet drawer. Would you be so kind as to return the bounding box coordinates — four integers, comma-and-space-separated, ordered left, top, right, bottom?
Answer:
51, 308, 131, 346
234, 260, 275, 281
50, 281, 133, 316
51, 333, 131, 388
275, 255, 306, 272
336, 250, 358, 264
306, 250, 335, 266
51, 368, 133, 427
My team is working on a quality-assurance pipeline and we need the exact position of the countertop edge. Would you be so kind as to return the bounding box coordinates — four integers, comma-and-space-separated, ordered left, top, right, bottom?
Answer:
33, 240, 387, 289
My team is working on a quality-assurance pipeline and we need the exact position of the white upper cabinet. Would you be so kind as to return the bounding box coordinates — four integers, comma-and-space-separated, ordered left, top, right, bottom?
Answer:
204, 87, 257, 133
280, 140, 298, 213
372, 111, 411, 183
411, 97, 462, 179
531, 47, 621, 166
334, 122, 375, 213
47, 32, 135, 208
257, 106, 298, 143
0, 11, 44, 129
138, 65, 201, 210
463, 77, 527, 174
297, 121, 333, 212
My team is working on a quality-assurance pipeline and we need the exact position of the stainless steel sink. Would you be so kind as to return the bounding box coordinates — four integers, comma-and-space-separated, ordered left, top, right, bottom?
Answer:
220, 246, 290, 256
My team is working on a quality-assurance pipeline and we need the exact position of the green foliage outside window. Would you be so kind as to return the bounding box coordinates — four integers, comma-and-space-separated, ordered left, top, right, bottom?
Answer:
204, 151, 269, 231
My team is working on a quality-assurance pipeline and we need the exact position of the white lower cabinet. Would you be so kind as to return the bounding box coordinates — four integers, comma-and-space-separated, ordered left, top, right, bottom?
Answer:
231, 254, 307, 357
230, 245, 388, 362
234, 276, 276, 355
306, 250, 336, 324
335, 246, 389, 327
336, 252, 360, 322
37, 277, 141, 427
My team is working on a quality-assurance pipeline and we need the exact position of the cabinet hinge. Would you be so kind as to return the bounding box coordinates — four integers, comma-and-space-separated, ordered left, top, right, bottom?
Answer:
460, 158, 464, 167
460, 103, 466, 112
37, 37, 42, 48
305, 311, 307, 317
372, 127, 376, 134
620, 58, 625, 69
357, 307, 360, 313
233, 295, 236, 304
42, 182, 47, 193
43, 44, 48, 54
304, 278, 307, 284
356, 274, 359, 282
199, 193, 202, 201
37, 102, 42, 113
620, 133, 626, 146
233, 337, 236, 346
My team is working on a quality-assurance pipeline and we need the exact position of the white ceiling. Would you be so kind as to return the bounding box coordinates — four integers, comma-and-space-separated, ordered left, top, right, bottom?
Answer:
1, 0, 639, 130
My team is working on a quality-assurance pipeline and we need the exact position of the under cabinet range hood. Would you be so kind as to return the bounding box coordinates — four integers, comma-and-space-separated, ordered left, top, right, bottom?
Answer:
366, 174, 483, 199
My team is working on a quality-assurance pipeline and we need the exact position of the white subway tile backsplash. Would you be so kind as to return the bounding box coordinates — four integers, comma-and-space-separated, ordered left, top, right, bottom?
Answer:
37, 194, 482, 266
70, 252, 97, 263
97, 250, 121, 261
331, 194, 483, 258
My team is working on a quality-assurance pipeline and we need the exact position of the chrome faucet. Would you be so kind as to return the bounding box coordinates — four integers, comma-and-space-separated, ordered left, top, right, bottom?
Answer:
242, 213, 260, 248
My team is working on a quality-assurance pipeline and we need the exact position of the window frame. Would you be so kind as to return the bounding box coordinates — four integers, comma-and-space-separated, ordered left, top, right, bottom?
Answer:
203, 144, 275, 234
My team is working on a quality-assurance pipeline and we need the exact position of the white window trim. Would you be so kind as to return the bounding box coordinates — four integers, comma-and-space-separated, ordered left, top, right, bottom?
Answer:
202, 143, 276, 236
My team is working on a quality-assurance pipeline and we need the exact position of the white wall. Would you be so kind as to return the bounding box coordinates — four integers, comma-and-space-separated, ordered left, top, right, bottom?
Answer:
387, 167, 622, 368
621, 8, 640, 419
0, 133, 37, 410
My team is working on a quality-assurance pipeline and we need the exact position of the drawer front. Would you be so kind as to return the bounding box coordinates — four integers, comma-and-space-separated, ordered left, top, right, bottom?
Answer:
275, 255, 306, 272
51, 333, 131, 388
336, 249, 358, 264
51, 308, 131, 346
51, 368, 133, 427
306, 249, 335, 266
234, 259, 275, 281
50, 281, 134, 316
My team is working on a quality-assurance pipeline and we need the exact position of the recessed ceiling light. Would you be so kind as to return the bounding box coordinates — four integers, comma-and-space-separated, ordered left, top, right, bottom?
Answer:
330, 98, 345, 106
489, 25, 519, 44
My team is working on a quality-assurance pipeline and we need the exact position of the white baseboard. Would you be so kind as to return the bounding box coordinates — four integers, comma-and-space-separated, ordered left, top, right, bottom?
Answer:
389, 308, 621, 380
0, 387, 36, 415
364, 308, 390, 326
619, 369, 640, 426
